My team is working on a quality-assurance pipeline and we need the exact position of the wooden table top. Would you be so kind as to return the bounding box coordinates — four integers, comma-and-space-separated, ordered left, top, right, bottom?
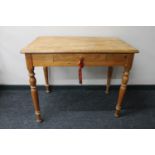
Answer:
21, 36, 138, 54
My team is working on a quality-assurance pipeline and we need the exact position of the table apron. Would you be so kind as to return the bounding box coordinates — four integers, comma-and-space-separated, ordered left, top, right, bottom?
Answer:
30, 53, 134, 67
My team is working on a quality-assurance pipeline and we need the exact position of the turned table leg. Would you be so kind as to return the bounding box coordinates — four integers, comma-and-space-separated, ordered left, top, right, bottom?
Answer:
105, 66, 113, 94
43, 67, 50, 93
25, 54, 43, 123
28, 67, 43, 122
115, 68, 130, 118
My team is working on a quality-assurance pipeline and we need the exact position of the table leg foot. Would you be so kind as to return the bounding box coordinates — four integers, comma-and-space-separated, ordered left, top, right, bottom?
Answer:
45, 85, 51, 93
36, 119, 43, 123
105, 90, 109, 95
114, 110, 121, 118
35, 112, 43, 123
46, 90, 50, 93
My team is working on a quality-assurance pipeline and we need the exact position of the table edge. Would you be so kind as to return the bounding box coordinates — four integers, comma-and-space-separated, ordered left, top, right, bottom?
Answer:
20, 49, 139, 54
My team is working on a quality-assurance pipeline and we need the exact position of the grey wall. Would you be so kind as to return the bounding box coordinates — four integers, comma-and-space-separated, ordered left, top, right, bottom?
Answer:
0, 26, 155, 85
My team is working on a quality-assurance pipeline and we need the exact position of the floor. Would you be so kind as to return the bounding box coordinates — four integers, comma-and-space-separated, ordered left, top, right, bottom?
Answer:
0, 86, 155, 129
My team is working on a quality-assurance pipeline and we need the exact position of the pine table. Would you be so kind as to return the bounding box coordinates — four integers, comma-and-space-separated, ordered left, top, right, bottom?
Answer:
21, 36, 138, 122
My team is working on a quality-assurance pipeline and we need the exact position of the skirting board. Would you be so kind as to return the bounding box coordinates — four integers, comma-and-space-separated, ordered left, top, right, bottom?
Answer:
0, 85, 155, 90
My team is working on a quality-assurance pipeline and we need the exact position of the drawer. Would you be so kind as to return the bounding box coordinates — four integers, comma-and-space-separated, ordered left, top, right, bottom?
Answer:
32, 53, 129, 66
53, 54, 106, 62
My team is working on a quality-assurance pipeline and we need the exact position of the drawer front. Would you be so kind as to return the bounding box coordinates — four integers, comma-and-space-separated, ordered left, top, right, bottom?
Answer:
32, 53, 130, 66
53, 54, 106, 65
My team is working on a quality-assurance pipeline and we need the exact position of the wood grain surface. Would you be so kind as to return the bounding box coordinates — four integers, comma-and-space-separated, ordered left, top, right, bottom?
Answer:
21, 36, 138, 54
